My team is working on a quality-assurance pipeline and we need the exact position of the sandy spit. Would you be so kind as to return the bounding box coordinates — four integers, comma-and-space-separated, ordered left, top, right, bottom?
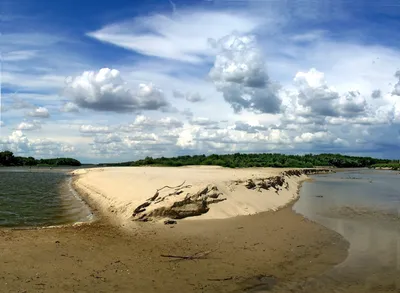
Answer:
0, 166, 350, 293
71, 166, 310, 225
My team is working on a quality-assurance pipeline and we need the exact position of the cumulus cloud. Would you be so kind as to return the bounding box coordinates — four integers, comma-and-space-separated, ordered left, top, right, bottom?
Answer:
0, 121, 4, 127
275, 67, 400, 153
119, 115, 183, 132
60, 102, 79, 113
291, 68, 370, 118
371, 89, 382, 99
185, 92, 204, 103
209, 33, 281, 114
294, 131, 348, 146
79, 125, 110, 134
64, 68, 169, 112
27, 107, 50, 118
16, 121, 42, 131
0, 130, 75, 157
337, 90, 367, 117
392, 70, 400, 96
175, 122, 292, 152
233, 121, 268, 133
189, 117, 220, 129
93, 133, 122, 144
293, 68, 339, 117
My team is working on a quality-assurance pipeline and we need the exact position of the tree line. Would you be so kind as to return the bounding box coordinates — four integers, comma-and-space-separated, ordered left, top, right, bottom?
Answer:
0, 151, 81, 167
370, 163, 400, 170
99, 153, 393, 168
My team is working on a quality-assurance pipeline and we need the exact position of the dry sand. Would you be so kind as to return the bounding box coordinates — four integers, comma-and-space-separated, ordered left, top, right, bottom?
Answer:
71, 166, 310, 225
0, 166, 351, 292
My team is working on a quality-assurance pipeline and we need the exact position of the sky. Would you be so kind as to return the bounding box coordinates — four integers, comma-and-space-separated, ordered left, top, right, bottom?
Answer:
1, 0, 400, 163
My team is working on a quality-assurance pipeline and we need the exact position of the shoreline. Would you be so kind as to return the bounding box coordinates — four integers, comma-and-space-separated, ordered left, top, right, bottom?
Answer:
0, 166, 350, 292
70, 166, 330, 226
0, 204, 349, 293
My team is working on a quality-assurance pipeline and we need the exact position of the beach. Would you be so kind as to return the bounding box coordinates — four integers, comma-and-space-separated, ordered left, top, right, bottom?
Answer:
71, 166, 326, 225
0, 166, 349, 292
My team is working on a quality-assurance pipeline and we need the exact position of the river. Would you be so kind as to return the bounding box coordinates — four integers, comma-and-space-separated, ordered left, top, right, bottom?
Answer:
273, 169, 400, 292
0, 168, 93, 227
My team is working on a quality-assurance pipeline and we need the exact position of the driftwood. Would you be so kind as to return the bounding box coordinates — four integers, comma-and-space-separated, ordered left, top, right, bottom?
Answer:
156, 181, 187, 193
133, 202, 151, 215
160, 241, 221, 261
160, 250, 212, 260
146, 181, 190, 202
208, 277, 234, 281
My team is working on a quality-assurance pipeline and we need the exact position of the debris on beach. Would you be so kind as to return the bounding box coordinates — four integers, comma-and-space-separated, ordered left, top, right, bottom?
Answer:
131, 168, 332, 223
132, 183, 226, 221
164, 219, 177, 225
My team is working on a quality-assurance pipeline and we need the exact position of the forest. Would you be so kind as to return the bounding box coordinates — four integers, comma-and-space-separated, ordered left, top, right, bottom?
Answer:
0, 151, 81, 167
99, 153, 393, 168
2, 150, 397, 169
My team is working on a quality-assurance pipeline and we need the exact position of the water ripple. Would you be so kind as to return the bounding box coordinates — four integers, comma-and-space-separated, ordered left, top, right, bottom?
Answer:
0, 169, 92, 227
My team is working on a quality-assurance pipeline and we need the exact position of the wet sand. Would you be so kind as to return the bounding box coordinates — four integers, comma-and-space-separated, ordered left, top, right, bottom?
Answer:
0, 206, 348, 293
290, 169, 400, 293
0, 167, 350, 293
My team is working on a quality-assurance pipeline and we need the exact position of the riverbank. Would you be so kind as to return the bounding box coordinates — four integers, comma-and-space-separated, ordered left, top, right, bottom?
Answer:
0, 204, 348, 293
71, 166, 331, 225
0, 166, 349, 292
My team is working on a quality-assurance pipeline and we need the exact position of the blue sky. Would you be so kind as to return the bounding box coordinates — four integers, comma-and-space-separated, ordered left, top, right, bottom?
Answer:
1, 0, 400, 163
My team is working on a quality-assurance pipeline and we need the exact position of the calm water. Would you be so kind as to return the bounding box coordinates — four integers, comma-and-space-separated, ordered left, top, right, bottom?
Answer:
0, 168, 93, 227
275, 169, 400, 292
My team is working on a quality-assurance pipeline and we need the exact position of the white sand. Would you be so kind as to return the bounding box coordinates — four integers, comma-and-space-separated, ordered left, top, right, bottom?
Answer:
71, 166, 308, 224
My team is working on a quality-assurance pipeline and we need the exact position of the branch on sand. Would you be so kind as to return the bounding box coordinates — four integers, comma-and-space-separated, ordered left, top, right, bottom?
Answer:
160, 250, 213, 261
161, 241, 221, 261
147, 180, 191, 201
207, 277, 234, 281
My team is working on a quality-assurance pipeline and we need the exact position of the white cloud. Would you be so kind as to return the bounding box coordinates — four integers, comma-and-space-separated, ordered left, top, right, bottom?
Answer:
209, 33, 281, 114
119, 115, 183, 132
176, 126, 200, 148
189, 117, 220, 128
27, 107, 50, 118
60, 102, 79, 113
64, 68, 169, 112
79, 125, 110, 134
337, 91, 367, 117
185, 92, 204, 103
3, 72, 67, 92
2, 50, 38, 62
0, 130, 75, 157
0, 121, 4, 127
93, 133, 122, 144
293, 68, 339, 117
233, 121, 268, 133
290, 30, 327, 42
293, 131, 348, 147
16, 121, 42, 131
392, 70, 400, 96
3, 7, 400, 161
87, 11, 263, 63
